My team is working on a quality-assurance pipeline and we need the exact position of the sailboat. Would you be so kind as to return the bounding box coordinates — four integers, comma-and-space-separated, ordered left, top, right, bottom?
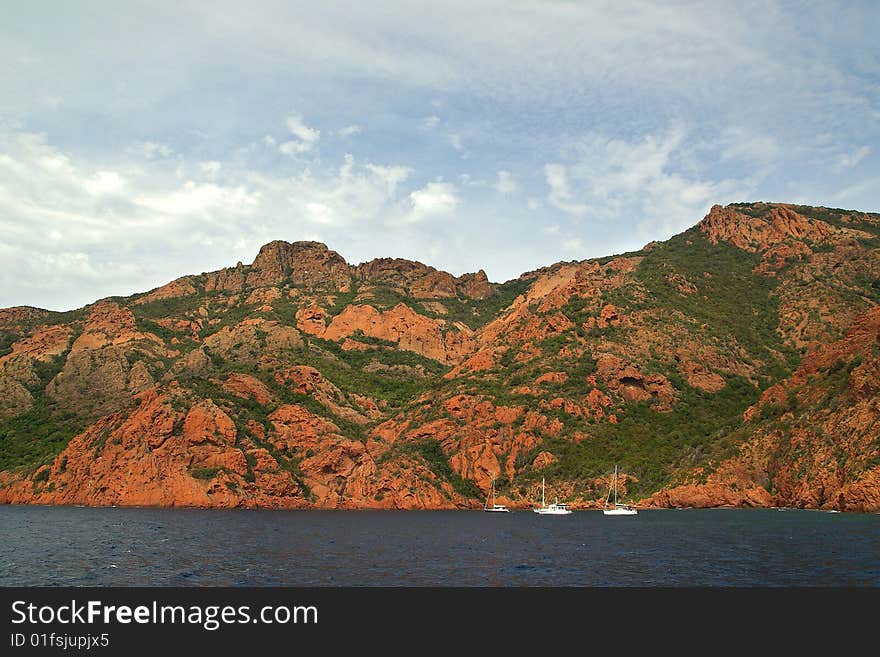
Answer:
603, 465, 637, 516
533, 477, 572, 515
484, 478, 510, 513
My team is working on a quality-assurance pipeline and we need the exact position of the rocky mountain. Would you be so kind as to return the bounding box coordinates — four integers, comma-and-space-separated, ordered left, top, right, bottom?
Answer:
1, 202, 878, 510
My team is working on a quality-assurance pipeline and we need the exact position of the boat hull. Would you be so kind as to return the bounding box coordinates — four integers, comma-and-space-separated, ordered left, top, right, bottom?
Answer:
603, 508, 638, 516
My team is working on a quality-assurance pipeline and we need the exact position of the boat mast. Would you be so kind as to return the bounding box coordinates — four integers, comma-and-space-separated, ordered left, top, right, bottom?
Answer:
614, 465, 618, 506
541, 477, 545, 507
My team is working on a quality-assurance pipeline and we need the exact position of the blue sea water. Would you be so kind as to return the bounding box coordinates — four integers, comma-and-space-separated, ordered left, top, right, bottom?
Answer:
1, 506, 878, 586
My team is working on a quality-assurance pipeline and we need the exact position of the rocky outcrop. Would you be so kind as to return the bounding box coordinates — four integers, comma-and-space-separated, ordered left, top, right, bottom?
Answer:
456, 270, 493, 300
0, 377, 33, 420
0, 324, 71, 367
45, 303, 164, 418
322, 303, 475, 364
205, 264, 247, 293
222, 373, 274, 405
699, 204, 835, 252
0, 306, 50, 329
0, 386, 288, 508
248, 241, 352, 290
595, 355, 676, 410
133, 277, 197, 305
356, 258, 495, 299
274, 365, 379, 424
202, 318, 303, 361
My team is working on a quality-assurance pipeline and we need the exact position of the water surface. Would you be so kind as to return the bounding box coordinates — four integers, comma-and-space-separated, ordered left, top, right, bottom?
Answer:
1, 506, 878, 586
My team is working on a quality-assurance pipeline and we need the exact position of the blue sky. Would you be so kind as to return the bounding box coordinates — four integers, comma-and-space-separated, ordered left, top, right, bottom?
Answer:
1, 0, 878, 310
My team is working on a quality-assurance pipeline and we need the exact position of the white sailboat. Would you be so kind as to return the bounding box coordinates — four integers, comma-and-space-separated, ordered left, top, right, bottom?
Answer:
484, 478, 509, 513
603, 465, 637, 516
533, 477, 572, 515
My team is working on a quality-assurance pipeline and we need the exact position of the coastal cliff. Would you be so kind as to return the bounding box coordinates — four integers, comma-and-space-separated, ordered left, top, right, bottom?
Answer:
2, 202, 879, 510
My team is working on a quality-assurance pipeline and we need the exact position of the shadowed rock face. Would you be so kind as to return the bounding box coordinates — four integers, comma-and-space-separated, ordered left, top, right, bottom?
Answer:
249, 241, 352, 290
2, 203, 879, 510
356, 258, 494, 299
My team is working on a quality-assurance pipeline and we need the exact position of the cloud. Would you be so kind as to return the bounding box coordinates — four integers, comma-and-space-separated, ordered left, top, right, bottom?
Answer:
718, 127, 780, 166
0, 128, 422, 309
279, 113, 320, 155
286, 113, 320, 143
365, 163, 412, 194
338, 125, 362, 137
1, 3, 878, 302
135, 181, 257, 216
83, 170, 125, 195
544, 163, 588, 216
837, 145, 870, 170
200, 160, 222, 175
548, 126, 748, 239
126, 141, 173, 159
561, 237, 583, 252
406, 181, 458, 222
279, 140, 312, 155
494, 170, 517, 194
279, 155, 413, 228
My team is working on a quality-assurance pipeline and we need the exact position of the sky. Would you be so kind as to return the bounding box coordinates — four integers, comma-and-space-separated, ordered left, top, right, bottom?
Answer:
1, 1, 878, 310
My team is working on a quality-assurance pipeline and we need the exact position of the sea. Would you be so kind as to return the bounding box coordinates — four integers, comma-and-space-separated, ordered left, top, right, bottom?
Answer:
1, 506, 878, 586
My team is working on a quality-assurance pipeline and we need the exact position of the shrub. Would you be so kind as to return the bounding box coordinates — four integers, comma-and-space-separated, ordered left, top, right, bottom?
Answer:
189, 466, 219, 480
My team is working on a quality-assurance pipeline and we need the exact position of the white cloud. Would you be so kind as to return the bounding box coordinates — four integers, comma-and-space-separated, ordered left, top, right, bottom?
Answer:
719, 127, 780, 166
286, 113, 320, 143
406, 181, 458, 222
449, 133, 464, 151
422, 115, 440, 130
837, 145, 870, 170
200, 160, 222, 175
279, 113, 320, 155
136, 181, 258, 216
494, 170, 517, 194
0, 128, 422, 309
561, 237, 583, 252
365, 163, 411, 194
544, 163, 588, 216
279, 155, 412, 228
548, 127, 748, 239
83, 170, 125, 195
127, 141, 173, 159
339, 125, 361, 137
279, 140, 313, 155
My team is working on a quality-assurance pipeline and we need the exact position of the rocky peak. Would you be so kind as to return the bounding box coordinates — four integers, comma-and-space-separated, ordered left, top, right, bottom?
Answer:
202, 240, 353, 293
357, 258, 495, 299
244, 240, 351, 290
356, 258, 439, 287
0, 306, 49, 329
698, 203, 837, 252
456, 270, 493, 300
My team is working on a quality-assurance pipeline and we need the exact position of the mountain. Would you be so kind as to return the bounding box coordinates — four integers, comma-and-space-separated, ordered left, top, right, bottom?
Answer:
1, 202, 878, 510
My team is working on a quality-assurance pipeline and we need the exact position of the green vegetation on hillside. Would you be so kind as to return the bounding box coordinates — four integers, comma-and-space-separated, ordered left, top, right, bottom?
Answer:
351, 278, 531, 330
532, 375, 761, 499
626, 228, 796, 381
0, 400, 85, 472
